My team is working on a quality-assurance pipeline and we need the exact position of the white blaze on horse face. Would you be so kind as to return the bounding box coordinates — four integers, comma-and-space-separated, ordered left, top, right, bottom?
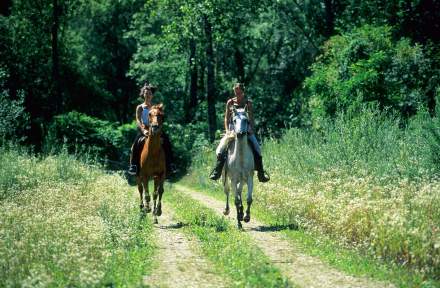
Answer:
233, 109, 249, 135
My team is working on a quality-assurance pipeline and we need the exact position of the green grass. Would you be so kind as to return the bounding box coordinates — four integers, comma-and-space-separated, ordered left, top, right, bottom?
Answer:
186, 107, 440, 284
0, 147, 155, 287
181, 174, 439, 288
164, 184, 292, 288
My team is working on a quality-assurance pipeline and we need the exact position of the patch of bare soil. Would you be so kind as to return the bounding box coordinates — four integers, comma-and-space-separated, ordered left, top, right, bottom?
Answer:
142, 203, 228, 288
175, 184, 394, 288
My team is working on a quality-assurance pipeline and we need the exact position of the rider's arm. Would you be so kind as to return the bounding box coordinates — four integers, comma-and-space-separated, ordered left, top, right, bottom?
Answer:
224, 99, 232, 132
135, 105, 147, 135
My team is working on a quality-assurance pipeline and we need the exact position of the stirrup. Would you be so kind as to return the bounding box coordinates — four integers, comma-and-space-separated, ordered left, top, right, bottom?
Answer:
257, 170, 270, 182
128, 165, 137, 176
209, 168, 222, 180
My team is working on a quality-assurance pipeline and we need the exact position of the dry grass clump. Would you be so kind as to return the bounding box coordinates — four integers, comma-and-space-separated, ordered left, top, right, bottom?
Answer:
0, 148, 152, 287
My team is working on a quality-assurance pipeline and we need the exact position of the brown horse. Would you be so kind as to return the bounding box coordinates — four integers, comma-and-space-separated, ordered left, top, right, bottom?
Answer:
137, 104, 166, 224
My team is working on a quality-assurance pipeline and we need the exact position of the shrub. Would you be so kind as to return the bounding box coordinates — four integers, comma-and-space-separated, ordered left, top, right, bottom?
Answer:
0, 67, 28, 142
44, 111, 123, 163
164, 121, 209, 169
305, 25, 433, 128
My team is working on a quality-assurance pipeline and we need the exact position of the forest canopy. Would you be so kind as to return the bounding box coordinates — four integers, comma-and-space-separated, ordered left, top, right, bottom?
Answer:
0, 0, 439, 155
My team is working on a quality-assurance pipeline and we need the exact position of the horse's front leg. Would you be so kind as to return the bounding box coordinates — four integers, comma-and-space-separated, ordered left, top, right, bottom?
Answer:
233, 180, 244, 229
137, 177, 144, 212
156, 177, 164, 216
222, 171, 230, 216
152, 177, 164, 224
142, 177, 151, 213
244, 174, 253, 223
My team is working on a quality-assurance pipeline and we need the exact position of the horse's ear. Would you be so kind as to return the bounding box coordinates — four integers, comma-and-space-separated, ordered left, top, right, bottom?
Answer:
157, 103, 164, 110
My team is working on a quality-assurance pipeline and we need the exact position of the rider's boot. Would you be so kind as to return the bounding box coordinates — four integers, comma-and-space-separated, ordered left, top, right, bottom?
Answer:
253, 152, 270, 183
128, 137, 142, 176
128, 153, 138, 176
209, 150, 227, 180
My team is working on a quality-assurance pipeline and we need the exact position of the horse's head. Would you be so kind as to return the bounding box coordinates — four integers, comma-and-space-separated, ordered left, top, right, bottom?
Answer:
232, 105, 249, 138
149, 104, 164, 136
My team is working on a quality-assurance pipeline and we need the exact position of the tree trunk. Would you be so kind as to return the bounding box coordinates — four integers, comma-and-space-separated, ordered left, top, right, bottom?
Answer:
204, 16, 217, 142
186, 38, 198, 123
235, 47, 245, 83
52, 0, 61, 113
324, 0, 334, 37
0, 0, 12, 16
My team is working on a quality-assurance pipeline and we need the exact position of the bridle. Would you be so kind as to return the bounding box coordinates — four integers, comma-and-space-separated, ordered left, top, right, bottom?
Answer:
231, 105, 249, 137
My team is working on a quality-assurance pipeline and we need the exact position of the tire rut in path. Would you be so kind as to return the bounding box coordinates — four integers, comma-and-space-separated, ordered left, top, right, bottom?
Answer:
175, 184, 394, 288
142, 203, 228, 288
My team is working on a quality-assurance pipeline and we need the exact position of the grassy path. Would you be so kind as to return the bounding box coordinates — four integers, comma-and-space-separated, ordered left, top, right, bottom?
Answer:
173, 184, 395, 288
143, 204, 228, 288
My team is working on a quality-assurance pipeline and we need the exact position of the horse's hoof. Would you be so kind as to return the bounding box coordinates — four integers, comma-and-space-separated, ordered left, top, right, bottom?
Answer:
244, 214, 250, 223
237, 222, 243, 230
145, 206, 152, 213
223, 208, 230, 216
237, 213, 244, 222
153, 218, 158, 224
156, 206, 162, 216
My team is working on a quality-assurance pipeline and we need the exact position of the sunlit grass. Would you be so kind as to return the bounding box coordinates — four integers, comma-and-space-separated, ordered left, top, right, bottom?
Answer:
0, 147, 155, 287
188, 108, 440, 283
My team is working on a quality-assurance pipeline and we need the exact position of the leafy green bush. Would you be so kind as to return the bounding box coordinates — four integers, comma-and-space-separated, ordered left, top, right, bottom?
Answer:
164, 122, 210, 170
44, 111, 210, 171
305, 25, 433, 128
423, 92, 440, 169
0, 67, 28, 142
44, 111, 123, 163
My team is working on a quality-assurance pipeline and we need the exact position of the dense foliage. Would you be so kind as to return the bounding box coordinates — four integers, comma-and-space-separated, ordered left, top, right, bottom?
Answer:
1, 0, 438, 145
305, 25, 435, 128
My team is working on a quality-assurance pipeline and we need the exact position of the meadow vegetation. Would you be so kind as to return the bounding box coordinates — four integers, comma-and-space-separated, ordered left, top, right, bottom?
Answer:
188, 106, 440, 283
1, 1, 439, 286
0, 147, 155, 287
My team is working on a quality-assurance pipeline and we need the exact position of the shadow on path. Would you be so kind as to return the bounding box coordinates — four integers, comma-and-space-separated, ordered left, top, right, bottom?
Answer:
250, 223, 298, 232
158, 222, 188, 230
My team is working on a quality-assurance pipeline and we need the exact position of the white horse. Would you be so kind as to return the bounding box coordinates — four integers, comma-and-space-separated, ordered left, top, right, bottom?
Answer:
222, 106, 254, 229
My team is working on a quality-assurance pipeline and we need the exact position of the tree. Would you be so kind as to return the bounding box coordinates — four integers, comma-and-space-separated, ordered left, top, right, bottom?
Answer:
305, 25, 434, 127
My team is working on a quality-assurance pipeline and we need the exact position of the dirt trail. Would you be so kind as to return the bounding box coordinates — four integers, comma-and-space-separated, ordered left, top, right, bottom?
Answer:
142, 203, 228, 288
175, 184, 394, 288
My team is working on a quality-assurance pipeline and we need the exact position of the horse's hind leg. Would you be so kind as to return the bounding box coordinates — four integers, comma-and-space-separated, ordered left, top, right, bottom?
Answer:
244, 175, 253, 223
233, 180, 244, 229
137, 177, 144, 212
